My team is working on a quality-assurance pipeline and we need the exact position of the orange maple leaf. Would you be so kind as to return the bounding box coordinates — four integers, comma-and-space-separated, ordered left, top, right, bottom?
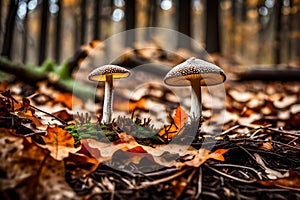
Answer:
38, 125, 78, 160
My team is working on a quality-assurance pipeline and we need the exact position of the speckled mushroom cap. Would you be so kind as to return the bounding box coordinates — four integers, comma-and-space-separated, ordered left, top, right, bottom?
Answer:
164, 57, 226, 86
88, 65, 130, 81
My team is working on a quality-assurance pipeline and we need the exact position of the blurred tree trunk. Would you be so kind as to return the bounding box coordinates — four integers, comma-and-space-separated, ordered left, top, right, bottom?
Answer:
93, 0, 102, 40
38, 0, 49, 65
230, 0, 236, 54
205, 0, 221, 53
145, 0, 158, 41
0, 0, 2, 33
241, 0, 247, 22
1, 0, 18, 59
292, 0, 300, 60
54, 0, 62, 63
80, 0, 87, 45
177, 0, 192, 49
22, 0, 29, 63
125, 0, 136, 47
274, 0, 283, 64
286, 0, 293, 62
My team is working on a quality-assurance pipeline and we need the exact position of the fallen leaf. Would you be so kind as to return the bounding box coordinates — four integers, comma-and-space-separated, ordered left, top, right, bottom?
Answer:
52, 109, 73, 122
0, 128, 76, 199
79, 139, 102, 159
17, 111, 47, 130
158, 106, 188, 139
169, 148, 228, 168
173, 106, 189, 127
254, 153, 285, 179
208, 149, 229, 161
65, 152, 100, 177
257, 170, 300, 191
38, 125, 78, 160
228, 90, 253, 103
273, 95, 297, 109
53, 93, 82, 109
114, 96, 147, 113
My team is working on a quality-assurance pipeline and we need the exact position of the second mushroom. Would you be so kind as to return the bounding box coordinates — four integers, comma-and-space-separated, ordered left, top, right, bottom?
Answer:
164, 57, 226, 122
88, 65, 130, 124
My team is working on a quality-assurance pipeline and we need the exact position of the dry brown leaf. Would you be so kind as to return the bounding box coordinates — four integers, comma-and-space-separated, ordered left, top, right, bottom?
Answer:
0, 128, 76, 199
53, 93, 82, 109
52, 109, 73, 122
65, 152, 100, 177
171, 148, 228, 168
257, 170, 300, 191
38, 125, 79, 160
228, 90, 253, 103
273, 95, 297, 109
254, 153, 285, 179
114, 96, 147, 113
17, 111, 47, 130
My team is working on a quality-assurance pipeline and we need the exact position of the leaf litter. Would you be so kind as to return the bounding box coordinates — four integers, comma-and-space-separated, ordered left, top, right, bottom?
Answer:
0, 55, 300, 199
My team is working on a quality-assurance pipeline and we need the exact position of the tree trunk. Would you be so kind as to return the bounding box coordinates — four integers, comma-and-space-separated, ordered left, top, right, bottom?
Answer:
93, 0, 102, 40
22, 0, 29, 63
205, 0, 221, 53
80, 0, 87, 45
125, 0, 136, 47
54, 0, 62, 63
38, 0, 49, 65
1, 0, 18, 59
177, 0, 192, 49
274, 0, 283, 64
145, 0, 158, 41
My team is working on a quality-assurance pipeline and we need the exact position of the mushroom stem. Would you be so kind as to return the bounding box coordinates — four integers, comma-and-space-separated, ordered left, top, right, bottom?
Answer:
190, 78, 202, 121
102, 74, 113, 124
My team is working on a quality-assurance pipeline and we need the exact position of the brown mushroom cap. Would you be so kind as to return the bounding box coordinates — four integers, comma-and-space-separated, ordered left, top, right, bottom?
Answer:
164, 57, 226, 86
88, 65, 130, 81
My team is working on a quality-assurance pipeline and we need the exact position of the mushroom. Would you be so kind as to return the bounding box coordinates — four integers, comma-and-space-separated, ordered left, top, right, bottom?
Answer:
88, 65, 130, 124
164, 57, 226, 121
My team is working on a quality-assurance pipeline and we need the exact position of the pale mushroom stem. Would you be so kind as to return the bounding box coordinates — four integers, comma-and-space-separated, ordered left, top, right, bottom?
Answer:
190, 78, 202, 121
102, 74, 113, 124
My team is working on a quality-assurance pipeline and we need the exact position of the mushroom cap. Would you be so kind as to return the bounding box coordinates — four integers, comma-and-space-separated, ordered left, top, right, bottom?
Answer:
164, 57, 226, 86
88, 65, 130, 81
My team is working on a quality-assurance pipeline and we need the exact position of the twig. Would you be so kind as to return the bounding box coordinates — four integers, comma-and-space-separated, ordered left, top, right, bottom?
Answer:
204, 163, 256, 183
211, 163, 262, 180
133, 167, 190, 189
220, 125, 240, 136
237, 145, 258, 165
287, 137, 299, 145
30, 104, 67, 125
144, 167, 178, 178
265, 127, 300, 137
195, 167, 202, 199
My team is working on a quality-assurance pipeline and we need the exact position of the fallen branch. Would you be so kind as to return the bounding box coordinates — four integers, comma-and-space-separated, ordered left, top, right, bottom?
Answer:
0, 56, 98, 101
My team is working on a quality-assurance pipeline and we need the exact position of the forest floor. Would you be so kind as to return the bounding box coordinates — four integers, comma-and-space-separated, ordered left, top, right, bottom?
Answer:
0, 50, 300, 200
